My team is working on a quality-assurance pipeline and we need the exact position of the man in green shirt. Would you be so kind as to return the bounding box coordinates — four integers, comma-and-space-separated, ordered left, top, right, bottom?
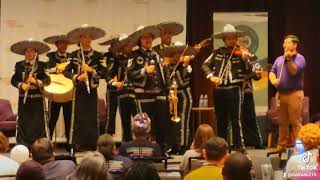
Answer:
184, 137, 229, 180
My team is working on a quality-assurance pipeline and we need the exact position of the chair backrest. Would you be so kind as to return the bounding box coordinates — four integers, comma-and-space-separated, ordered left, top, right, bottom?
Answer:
0, 99, 14, 122
158, 169, 183, 180
130, 156, 168, 169
188, 156, 205, 172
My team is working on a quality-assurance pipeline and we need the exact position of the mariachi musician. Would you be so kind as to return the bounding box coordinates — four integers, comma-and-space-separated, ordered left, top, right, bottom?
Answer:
127, 25, 170, 152
65, 24, 108, 151
43, 35, 75, 148
161, 42, 197, 153
153, 22, 184, 154
10, 39, 51, 147
237, 36, 264, 149
153, 21, 184, 55
99, 35, 120, 135
102, 34, 137, 142
202, 24, 254, 154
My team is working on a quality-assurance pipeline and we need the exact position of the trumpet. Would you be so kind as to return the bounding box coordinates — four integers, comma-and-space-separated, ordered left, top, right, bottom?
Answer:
168, 78, 180, 123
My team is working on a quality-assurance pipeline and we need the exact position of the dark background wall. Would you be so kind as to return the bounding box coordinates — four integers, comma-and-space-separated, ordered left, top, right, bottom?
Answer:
187, 0, 320, 117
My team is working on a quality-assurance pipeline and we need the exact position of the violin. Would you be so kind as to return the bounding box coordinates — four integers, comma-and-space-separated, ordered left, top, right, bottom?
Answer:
225, 45, 255, 60
233, 48, 243, 56
163, 39, 209, 66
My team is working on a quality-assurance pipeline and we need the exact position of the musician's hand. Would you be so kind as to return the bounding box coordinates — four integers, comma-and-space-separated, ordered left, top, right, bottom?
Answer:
271, 78, 280, 87
113, 81, 124, 89
210, 76, 221, 86
81, 64, 93, 73
179, 56, 194, 66
26, 76, 37, 85
284, 51, 295, 61
21, 83, 30, 92
194, 44, 201, 51
241, 50, 253, 60
163, 57, 170, 66
77, 73, 88, 81
56, 63, 67, 73
145, 65, 155, 74
255, 70, 263, 78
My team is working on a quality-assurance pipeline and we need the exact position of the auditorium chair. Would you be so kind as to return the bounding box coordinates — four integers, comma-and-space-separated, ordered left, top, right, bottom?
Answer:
0, 99, 17, 137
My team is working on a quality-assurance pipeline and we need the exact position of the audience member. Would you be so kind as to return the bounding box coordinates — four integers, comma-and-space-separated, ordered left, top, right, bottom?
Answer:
31, 138, 76, 180
67, 151, 111, 180
118, 113, 161, 158
97, 134, 132, 179
0, 131, 19, 177
122, 161, 160, 180
222, 152, 252, 180
16, 160, 46, 180
285, 123, 320, 179
180, 124, 214, 174
0, 131, 9, 152
184, 137, 228, 180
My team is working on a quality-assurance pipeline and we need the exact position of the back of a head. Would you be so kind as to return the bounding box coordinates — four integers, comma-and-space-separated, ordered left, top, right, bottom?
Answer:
16, 160, 45, 180
31, 138, 54, 164
10, 144, 29, 164
205, 137, 229, 161
123, 161, 160, 180
68, 151, 108, 180
193, 124, 214, 150
97, 133, 115, 160
298, 123, 320, 150
222, 152, 252, 180
0, 131, 9, 153
131, 113, 151, 138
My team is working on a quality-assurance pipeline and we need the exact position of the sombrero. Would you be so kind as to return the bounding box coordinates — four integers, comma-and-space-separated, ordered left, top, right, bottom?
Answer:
109, 34, 133, 52
157, 21, 184, 36
129, 25, 160, 46
160, 41, 197, 57
43, 34, 76, 45
11, 38, 50, 55
67, 24, 106, 43
213, 24, 246, 39
98, 34, 120, 46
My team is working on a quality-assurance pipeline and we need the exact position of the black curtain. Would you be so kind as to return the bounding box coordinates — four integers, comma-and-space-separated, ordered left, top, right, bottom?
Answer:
187, 0, 320, 117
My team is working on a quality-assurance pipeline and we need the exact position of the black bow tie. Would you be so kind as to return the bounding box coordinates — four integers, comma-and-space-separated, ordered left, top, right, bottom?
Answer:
59, 55, 66, 59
